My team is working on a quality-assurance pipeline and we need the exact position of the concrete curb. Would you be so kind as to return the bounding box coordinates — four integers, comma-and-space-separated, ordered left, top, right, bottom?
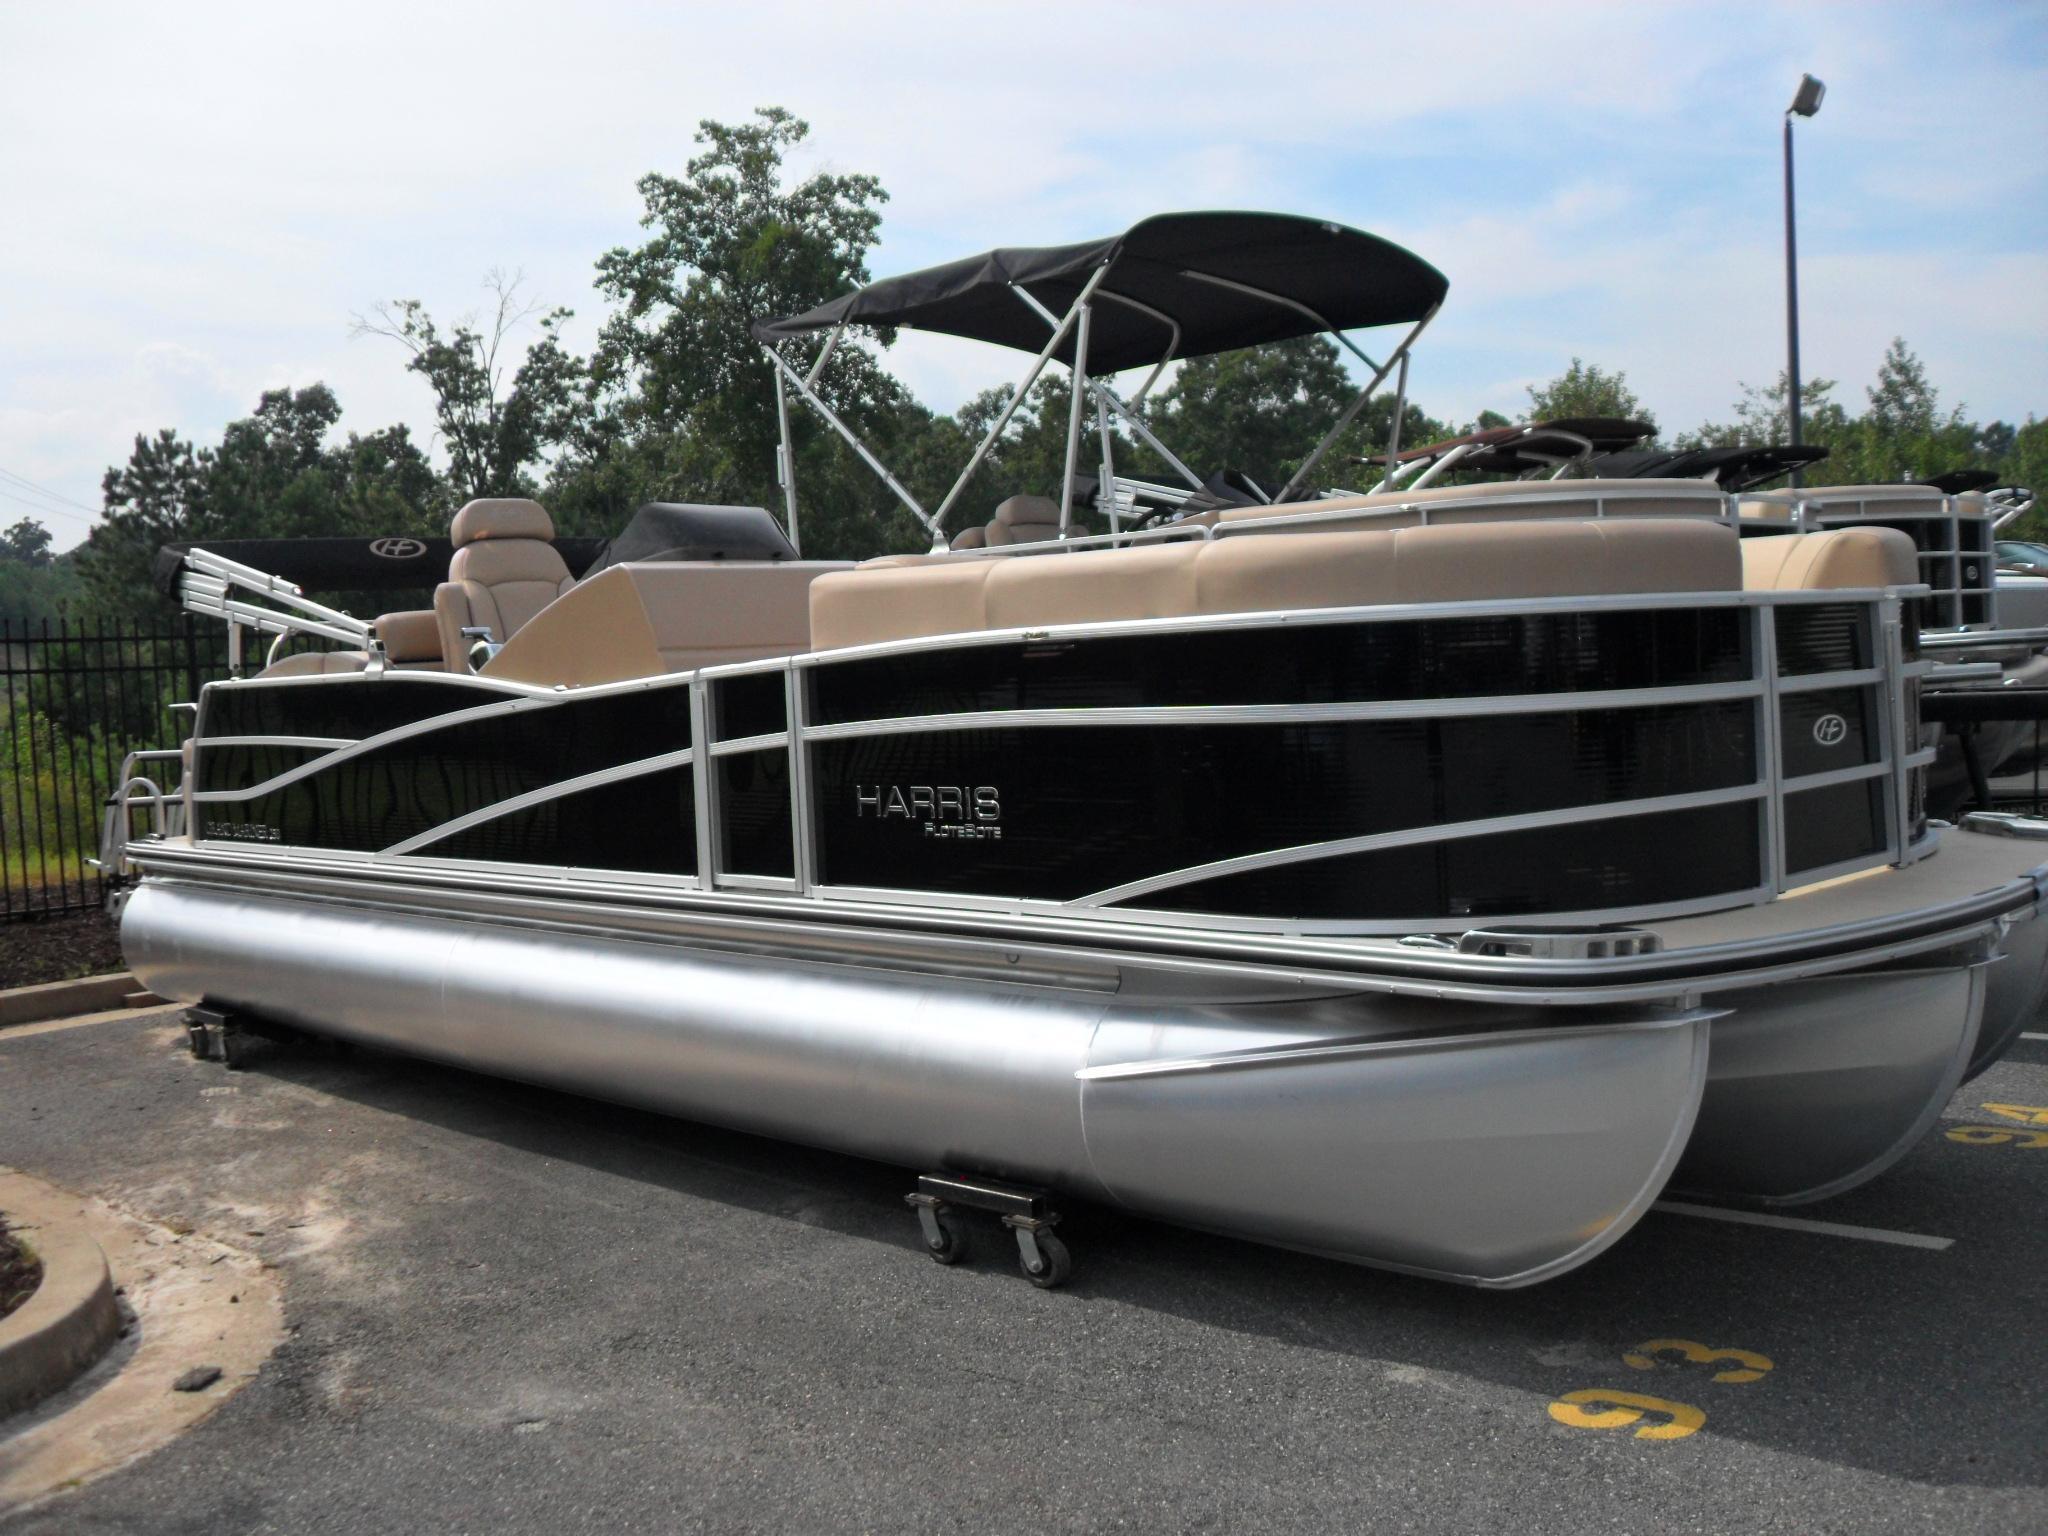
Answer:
0, 1175, 123, 1422
0, 974, 151, 1030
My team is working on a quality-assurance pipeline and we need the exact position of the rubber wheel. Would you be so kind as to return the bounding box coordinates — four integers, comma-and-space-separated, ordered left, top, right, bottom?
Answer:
1021, 1229, 1071, 1289
926, 1213, 967, 1265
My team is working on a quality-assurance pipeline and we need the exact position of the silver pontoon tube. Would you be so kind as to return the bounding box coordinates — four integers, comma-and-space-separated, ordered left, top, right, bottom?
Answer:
122, 879, 1710, 1288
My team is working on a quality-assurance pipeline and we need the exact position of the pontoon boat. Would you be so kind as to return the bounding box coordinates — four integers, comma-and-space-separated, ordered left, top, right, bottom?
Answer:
112, 213, 2048, 1288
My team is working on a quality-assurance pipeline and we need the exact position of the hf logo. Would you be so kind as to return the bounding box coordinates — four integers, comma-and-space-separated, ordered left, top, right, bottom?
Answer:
368, 537, 428, 559
1811, 713, 1848, 748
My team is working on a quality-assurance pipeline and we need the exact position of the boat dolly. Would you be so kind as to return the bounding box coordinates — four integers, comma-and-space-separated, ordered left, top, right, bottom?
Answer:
906, 1172, 1072, 1288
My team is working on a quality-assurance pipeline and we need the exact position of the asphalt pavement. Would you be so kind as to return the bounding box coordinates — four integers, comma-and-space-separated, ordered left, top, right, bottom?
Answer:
1, 1004, 2044, 1534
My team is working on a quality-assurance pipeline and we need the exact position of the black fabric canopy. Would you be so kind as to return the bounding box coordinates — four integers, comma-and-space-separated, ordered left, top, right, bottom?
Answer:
752, 212, 1448, 374
1920, 469, 2000, 494
1587, 445, 1829, 493
1360, 418, 1654, 473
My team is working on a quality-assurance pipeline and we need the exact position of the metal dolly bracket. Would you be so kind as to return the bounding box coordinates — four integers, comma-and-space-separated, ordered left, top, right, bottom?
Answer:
905, 1172, 1073, 1288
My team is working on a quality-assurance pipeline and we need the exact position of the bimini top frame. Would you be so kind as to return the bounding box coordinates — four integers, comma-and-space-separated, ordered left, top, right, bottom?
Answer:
751, 211, 1449, 550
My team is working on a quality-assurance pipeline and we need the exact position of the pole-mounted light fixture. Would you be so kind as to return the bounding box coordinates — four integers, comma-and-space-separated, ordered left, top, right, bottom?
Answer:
1783, 73, 1825, 484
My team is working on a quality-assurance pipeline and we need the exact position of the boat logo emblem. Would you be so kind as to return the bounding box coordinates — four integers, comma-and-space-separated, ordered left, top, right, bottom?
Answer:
856, 784, 1002, 840
1812, 713, 1848, 747
369, 537, 428, 559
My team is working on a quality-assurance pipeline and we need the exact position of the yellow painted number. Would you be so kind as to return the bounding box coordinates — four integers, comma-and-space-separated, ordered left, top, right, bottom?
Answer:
1622, 1338, 1774, 1384
1548, 1390, 1705, 1441
1946, 1124, 2048, 1148
1979, 1102, 2048, 1126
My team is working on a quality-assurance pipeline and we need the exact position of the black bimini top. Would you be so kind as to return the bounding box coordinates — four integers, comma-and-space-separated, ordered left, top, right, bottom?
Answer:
1361, 418, 1655, 473
751, 212, 1448, 373
1588, 445, 1829, 493
1920, 469, 2000, 495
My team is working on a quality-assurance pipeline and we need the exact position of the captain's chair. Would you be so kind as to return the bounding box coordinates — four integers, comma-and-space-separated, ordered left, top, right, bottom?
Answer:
983, 494, 1064, 546
433, 498, 575, 672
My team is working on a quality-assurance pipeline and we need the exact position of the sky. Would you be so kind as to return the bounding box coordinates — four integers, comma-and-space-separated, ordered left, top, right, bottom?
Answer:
2, 1, 2044, 550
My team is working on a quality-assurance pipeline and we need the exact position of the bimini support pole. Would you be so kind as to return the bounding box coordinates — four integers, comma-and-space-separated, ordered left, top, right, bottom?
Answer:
1275, 304, 1438, 504
1382, 351, 1410, 481
1095, 390, 1119, 534
1091, 383, 1203, 491
764, 345, 938, 542
1058, 302, 1092, 536
921, 267, 1112, 538
772, 367, 801, 555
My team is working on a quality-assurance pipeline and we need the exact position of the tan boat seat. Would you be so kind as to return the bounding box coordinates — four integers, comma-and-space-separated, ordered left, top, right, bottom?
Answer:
483, 561, 853, 688
1739, 527, 1918, 591
984, 542, 1203, 631
949, 525, 988, 550
982, 493, 1063, 547
256, 649, 370, 678
373, 609, 445, 670
434, 498, 576, 672
809, 517, 1743, 651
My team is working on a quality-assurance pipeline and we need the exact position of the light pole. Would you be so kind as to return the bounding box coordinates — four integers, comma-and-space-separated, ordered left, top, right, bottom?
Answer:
1783, 73, 1825, 485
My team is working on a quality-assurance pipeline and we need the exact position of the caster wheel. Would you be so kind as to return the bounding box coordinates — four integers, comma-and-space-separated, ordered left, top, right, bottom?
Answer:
1021, 1229, 1071, 1289
925, 1213, 968, 1265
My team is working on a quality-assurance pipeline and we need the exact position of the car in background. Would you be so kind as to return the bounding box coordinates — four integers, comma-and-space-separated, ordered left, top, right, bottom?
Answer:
1995, 540, 2048, 577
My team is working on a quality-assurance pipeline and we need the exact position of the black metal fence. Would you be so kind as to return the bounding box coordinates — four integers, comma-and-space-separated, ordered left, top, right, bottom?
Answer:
1, 621, 224, 921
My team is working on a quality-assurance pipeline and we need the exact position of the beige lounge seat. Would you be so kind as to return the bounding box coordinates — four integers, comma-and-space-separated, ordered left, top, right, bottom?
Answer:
1739, 527, 1917, 590
257, 649, 370, 678
434, 499, 576, 672
982, 494, 1063, 547
373, 609, 445, 670
483, 561, 853, 688
809, 517, 1743, 651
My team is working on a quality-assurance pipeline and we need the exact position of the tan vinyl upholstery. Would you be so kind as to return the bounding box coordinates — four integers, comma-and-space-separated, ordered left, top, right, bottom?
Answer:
982, 494, 1064, 547
1214, 476, 1731, 533
808, 518, 1743, 651
372, 609, 444, 670
949, 525, 988, 550
257, 649, 369, 678
1739, 527, 1918, 591
482, 561, 853, 688
450, 497, 556, 545
433, 498, 575, 672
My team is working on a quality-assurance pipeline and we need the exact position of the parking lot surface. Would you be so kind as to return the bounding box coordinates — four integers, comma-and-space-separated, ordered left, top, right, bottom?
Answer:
2, 1005, 2044, 1533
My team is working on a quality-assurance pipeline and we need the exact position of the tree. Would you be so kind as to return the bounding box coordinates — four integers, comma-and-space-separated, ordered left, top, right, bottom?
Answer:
1526, 358, 1656, 435
577, 108, 926, 557
354, 271, 588, 503
1, 518, 53, 567
1865, 337, 1945, 440
79, 386, 445, 619
1678, 371, 1845, 450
